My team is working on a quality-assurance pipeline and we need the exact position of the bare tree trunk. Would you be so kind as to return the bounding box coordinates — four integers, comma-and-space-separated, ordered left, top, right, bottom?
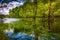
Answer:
35, 35, 38, 40
48, 0, 52, 32
34, 0, 39, 40
35, 32, 39, 40
48, 0, 55, 33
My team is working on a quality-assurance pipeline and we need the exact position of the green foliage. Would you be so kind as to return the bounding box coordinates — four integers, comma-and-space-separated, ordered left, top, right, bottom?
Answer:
8, 2, 35, 18
0, 0, 60, 40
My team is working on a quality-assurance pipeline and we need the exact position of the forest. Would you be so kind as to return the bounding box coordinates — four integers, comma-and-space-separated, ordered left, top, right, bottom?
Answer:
0, 0, 60, 40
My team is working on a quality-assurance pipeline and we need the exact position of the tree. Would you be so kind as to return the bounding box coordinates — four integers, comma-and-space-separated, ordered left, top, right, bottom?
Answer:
0, 0, 60, 40
8, 0, 50, 40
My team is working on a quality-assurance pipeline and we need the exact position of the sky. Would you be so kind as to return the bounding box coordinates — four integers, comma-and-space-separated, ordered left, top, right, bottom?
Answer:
0, 0, 26, 15
0, 0, 26, 23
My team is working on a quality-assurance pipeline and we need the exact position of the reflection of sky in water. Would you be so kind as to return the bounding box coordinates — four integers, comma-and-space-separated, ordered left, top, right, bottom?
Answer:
4, 28, 35, 39
3, 18, 20, 23
0, 0, 26, 15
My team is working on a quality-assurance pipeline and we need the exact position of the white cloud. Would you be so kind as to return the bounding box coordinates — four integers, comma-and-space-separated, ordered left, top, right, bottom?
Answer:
0, 1, 25, 15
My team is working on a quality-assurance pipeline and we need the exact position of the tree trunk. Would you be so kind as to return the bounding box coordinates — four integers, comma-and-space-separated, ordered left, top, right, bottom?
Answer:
35, 35, 38, 40
35, 32, 39, 40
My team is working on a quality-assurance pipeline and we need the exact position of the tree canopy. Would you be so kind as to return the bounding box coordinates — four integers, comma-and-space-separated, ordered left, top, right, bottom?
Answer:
0, 0, 60, 40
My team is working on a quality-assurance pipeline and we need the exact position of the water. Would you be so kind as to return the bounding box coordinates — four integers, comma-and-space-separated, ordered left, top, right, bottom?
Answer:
4, 28, 35, 40
3, 18, 20, 23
